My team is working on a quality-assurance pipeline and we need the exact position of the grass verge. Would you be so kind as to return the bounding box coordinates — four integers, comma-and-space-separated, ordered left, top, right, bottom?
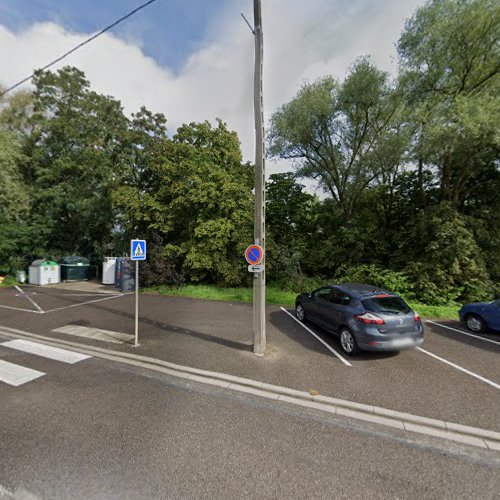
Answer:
145, 284, 297, 307
144, 284, 459, 320
0, 276, 19, 288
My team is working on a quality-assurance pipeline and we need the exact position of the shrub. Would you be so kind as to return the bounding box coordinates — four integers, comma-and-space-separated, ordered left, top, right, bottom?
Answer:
336, 264, 414, 299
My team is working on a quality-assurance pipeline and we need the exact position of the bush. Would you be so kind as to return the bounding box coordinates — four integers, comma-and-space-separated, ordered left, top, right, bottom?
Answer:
336, 264, 414, 299
139, 234, 185, 288
402, 205, 493, 304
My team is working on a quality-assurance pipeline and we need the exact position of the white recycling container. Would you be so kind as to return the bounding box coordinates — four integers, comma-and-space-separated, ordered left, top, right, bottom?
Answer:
28, 260, 61, 285
102, 257, 116, 285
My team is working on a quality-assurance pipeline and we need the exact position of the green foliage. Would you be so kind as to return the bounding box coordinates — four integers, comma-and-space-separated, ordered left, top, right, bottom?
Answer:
337, 265, 414, 299
0, 130, 29, 222
144, 283, 298, 307
139, 234, 185, 288
402, 205, 493, 304
0, 276, 19, 288
268, 58, 405, 219
28, 67, 130, 256
115, 119, 254, 286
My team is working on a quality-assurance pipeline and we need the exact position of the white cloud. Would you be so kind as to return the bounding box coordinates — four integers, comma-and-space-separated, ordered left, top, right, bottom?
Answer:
0, 0, 425, 173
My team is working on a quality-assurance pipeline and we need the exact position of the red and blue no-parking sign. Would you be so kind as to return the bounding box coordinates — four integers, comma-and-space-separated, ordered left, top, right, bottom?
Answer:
245, 244, 264, 265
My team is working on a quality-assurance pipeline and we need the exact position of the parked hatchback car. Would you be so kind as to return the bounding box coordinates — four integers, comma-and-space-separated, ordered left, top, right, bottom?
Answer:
295, 283, 424, 355
459, 300, 500, 333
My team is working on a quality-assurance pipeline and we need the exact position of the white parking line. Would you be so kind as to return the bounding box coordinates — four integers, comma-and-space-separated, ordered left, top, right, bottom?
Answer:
0, 304, 41, 314
14, 285, 44, 313
416, 347, 500, 391
1, 339, 91, 364
0, 359, 45, 386
280, 307, 352, 367
427, 320, 500, 347
43, 293, 126, 313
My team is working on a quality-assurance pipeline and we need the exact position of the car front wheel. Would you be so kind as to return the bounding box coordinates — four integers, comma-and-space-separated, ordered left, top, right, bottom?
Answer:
296, 303, 305, 321
339, 328, 359, 355
465, 314, 486, 333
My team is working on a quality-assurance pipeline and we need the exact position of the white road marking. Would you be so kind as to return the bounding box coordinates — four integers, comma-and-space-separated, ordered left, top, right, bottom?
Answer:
0, 304, 41, 314
416, 347, 500, 391
43, 293, 125, 313
52, 325, 134, 344
280, 307, 352, 367
14, 285, 44, 312
1, 339, 91, 364
50, 293, 118, 296
0, 359, 45, 386
427, 320, 500, 347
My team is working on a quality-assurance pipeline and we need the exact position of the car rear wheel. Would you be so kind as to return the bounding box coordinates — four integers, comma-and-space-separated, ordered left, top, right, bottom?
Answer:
296, 303, 305, 321
339, 328, 359, 355
465, 314, 486, 333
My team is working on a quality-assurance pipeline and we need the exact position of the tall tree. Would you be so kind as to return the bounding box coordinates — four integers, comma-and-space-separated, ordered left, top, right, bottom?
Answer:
28, 66, 129, 256
268, 58, 404, 220
115, 120, 254, 286
398, 0, 500, 206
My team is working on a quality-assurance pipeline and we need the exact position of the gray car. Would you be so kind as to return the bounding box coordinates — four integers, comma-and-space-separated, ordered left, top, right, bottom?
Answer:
295, 283, 424, 355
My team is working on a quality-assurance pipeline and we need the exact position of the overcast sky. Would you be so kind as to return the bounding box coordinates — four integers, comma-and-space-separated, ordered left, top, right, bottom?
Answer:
0, 0, 425, 175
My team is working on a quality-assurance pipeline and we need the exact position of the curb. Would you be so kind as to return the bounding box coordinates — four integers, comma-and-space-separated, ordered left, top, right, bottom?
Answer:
0, 325, 499, 451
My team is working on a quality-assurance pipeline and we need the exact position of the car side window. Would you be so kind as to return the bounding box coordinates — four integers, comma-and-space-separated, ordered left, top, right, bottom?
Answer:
330, 290, 351, 306
312, 288, 332, 301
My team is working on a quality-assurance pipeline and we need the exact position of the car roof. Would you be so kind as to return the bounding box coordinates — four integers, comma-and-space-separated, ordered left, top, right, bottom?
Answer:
333, 283, 395, 298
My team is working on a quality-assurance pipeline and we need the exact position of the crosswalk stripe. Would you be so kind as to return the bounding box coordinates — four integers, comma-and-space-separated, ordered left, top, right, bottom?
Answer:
0, 359, 45, 386
1, 339, 91, 364
52, 325, 134, 344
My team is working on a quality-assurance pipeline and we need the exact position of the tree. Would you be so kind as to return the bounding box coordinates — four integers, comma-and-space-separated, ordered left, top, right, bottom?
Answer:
27, 66, 130, 256
265, 173, 316, 284
268, 58, 405, 220
115, 120, 254, 286
398, 0, 500, 207
0, 129, 32, 273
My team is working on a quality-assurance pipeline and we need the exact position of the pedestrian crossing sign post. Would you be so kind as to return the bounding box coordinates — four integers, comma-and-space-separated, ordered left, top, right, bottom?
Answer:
130, 239, 147, 347
131, 240, 147, 261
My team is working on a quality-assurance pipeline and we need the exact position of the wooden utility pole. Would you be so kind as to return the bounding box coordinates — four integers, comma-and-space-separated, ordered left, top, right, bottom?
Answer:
252, 0, 266, 355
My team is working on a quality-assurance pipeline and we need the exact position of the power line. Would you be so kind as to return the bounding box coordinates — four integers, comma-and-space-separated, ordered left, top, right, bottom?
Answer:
0, 0, 159, 98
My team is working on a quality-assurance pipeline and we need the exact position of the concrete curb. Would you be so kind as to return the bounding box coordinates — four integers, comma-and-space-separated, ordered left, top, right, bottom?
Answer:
1, 325, 499, 451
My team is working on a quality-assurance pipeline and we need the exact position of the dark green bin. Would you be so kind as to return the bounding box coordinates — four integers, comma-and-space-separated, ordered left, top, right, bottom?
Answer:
58, 256, 91, 281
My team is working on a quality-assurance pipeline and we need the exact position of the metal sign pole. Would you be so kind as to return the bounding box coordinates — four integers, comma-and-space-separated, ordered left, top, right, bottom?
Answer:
135, 260, 139, 347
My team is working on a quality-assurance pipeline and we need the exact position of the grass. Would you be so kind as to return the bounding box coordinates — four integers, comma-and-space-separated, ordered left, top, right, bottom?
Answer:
0, 276, 19, 288
144, 283, 460, 320
144, 283, 297, 306
407, 301, 459, 321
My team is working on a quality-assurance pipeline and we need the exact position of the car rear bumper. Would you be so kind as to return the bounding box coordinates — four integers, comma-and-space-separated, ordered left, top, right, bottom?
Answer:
357, 336, 424, 352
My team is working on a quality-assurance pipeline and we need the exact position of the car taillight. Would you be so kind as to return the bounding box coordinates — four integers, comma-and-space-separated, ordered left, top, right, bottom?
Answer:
355, 312, 385, 325
413, 312, 421, 322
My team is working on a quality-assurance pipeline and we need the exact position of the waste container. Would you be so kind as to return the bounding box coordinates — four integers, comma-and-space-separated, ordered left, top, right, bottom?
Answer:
29, 260, 60, 285
114, 257, 135, 292
102, 257, 116, 285
58, 256, 91, 281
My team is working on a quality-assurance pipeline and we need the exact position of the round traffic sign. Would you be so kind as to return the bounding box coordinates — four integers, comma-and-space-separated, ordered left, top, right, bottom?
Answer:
245, 244, 264, 265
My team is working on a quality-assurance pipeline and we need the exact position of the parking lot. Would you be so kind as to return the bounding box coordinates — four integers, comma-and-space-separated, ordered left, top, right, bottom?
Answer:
0, 282, 499, 433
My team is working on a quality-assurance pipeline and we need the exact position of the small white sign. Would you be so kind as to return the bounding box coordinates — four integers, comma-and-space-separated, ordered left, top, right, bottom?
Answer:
248, 264, 264, 273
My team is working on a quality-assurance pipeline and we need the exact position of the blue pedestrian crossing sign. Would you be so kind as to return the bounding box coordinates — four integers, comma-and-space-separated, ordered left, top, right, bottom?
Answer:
131, 239, 147, 261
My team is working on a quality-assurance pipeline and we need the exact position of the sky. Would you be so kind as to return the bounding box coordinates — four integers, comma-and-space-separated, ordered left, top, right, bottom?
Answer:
0, 0, 426, 179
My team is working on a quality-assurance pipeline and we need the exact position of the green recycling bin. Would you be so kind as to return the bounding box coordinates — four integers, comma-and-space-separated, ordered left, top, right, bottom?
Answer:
58, 256, 91, 281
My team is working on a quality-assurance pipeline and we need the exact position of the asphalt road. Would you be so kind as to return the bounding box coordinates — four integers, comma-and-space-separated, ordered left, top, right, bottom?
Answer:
1, 334, 499, 500
0, 286, 498, 432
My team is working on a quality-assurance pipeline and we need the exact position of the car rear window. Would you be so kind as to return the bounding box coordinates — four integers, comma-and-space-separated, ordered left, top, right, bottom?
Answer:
362, 296, 411, 315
